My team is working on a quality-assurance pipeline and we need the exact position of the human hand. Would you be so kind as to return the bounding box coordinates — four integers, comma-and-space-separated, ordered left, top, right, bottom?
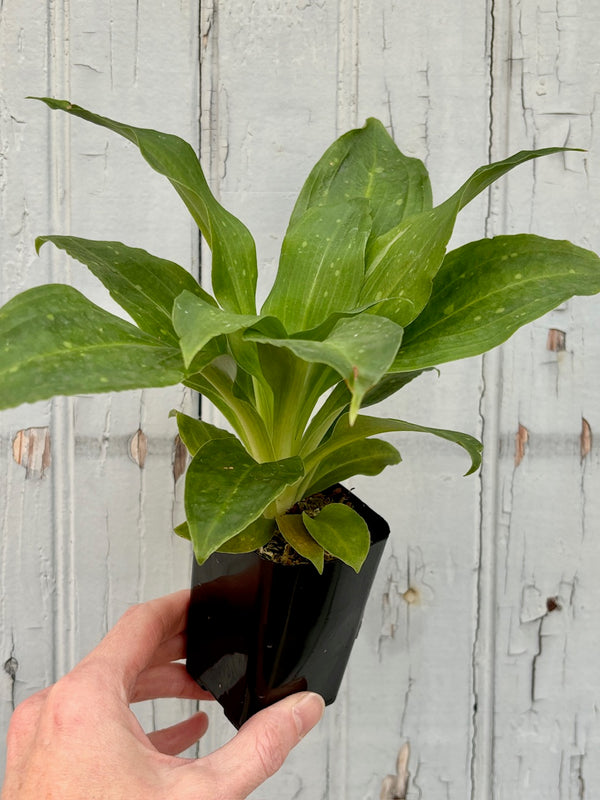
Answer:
1, 590, 325, 800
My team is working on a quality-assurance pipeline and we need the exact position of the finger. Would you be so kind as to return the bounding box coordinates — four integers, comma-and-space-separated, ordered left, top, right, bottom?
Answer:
147, 632, 187, 666
179, 692, 325, 799
131, 663, 213, 703
147, 711, 209, 756
85, 590, 191, 692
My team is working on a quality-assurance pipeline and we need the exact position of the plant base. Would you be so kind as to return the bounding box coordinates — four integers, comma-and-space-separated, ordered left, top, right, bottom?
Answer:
186, 485, 390, 729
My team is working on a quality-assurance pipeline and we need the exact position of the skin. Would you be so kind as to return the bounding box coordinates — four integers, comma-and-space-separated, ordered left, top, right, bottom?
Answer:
1, 590, 325, 800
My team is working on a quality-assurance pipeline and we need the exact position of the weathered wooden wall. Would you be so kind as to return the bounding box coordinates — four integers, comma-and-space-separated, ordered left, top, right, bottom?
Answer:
1, 2, 600, 798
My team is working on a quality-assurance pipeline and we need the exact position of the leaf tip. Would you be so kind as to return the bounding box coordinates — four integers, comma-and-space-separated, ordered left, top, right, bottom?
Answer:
173, 520, 191, 541
463, 443, 483, 476
463, 460, 482, 477
34, 236, 47, 255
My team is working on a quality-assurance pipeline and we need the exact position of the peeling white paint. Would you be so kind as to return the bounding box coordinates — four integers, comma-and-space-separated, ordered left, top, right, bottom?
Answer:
12, 427, 51, 478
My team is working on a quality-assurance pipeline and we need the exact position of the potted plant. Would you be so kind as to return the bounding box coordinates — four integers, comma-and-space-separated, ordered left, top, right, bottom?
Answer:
1, 98, 599, 727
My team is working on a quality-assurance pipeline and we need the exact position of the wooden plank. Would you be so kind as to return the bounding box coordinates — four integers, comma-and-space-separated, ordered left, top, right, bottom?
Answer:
0, 0, 201, 779
1, 0, 61, 777
352, 3, 492, 796
483, 2, 600, 797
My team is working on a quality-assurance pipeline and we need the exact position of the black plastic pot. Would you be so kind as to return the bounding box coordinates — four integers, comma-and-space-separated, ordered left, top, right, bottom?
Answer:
186, 485, 390, 728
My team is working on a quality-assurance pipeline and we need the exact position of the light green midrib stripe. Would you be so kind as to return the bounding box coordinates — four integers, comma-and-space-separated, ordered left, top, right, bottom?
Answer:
0, 338, 181, 377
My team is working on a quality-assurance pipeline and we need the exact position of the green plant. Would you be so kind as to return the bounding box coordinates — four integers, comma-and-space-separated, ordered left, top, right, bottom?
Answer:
2, 99, 599, 572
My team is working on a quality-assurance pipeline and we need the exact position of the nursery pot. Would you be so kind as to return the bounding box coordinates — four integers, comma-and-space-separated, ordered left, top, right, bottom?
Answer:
186, 485, 390, 729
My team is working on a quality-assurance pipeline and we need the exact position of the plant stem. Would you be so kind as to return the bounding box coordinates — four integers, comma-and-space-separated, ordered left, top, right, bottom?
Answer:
186, 365, 275, 462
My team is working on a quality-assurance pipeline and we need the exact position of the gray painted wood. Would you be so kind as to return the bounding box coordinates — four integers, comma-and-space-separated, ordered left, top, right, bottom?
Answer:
0, 0, 201, 777
2, 2, 600, 798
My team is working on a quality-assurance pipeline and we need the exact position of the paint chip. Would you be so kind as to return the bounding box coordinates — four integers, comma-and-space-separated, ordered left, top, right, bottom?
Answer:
546, 596, 562, 613
128, 428, 148, 468
172, 434, 188, 483
514, 423, 529, 467
546, 328, 566, 352
403, 587, 419, 604
580, 418, 592, 460
12, 427, 51, 478
380, 742, 410, 799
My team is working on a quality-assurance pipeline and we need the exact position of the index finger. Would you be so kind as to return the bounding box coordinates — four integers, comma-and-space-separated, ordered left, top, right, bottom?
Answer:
82, 590, 191, 694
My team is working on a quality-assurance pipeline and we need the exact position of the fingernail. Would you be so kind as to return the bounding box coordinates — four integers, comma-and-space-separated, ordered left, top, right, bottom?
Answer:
292, 692, 325, 738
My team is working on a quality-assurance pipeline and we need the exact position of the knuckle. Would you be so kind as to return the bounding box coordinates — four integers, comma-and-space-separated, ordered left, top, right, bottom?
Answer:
8, 695, 40, 735
43, 678, 88, 731
5, 691, 47, 754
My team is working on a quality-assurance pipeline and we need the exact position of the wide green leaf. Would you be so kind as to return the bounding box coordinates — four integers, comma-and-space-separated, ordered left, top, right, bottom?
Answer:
360, 147, 572, 327
289, 117, 432, 243
262, 200, 371, 332
302, 503, 371, 572
33, 97, 258, 315
184, 437, 304, 563
302, 437, 401, 497
217, 516, 275, 553
248, 314, 404, 422
36, 236, 213, 346
171, 410, 234, 456
173, 290, 264, 368
276, 514, 325, 573
393, 234, 600, 371
174, 515, 275, 553
0, 284, 184, 409
305, 413, 482, 478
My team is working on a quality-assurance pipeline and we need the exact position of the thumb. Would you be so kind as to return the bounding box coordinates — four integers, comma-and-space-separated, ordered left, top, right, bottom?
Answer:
187, 692, 325, 799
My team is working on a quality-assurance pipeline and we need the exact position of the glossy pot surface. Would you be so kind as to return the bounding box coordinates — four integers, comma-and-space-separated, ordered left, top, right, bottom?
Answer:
186, 486, 389, 728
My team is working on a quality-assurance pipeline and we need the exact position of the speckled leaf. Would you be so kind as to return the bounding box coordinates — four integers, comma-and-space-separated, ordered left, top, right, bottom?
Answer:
361, 147, 573, 327
262, 200, 371, 333
0, 284, 184, 410
173, 290, 265, 367
185, 437, 304, 563
394, 234, 600, 371
33, 98, 257, 315
289, 117, 432, 244
302, 503, 370, 573
36, 236, 213, 346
